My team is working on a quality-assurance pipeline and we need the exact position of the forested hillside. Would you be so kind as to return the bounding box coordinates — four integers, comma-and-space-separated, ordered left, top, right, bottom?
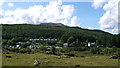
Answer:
2, 24, 119, 47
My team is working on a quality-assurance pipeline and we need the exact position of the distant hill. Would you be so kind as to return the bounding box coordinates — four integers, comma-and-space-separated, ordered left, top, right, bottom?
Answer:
2, 24, 119, 47
40, 23, 65, 26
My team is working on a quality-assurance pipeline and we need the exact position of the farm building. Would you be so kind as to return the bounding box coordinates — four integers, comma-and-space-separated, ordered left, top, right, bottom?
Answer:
29, 39, 57, 42
63, 43, 68, 48
16, 45, 21, 48
27, 45, 42, 49
88, 42, 96, 47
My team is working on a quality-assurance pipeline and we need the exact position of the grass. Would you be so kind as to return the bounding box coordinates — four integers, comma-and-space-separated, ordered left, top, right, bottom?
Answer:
2, 53, 118, 66
0, 49, 2, 67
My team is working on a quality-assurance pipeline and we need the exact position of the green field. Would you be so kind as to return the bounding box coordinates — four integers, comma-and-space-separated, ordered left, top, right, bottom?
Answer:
0, 49, 2, 67
2, 53, 118, 66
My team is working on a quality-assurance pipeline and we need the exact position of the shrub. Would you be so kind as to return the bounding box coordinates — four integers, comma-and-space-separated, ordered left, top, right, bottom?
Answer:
102, 48, 113, 55
19, 48, 31, 53
116, 49, 120, 57
64, 53, 75, 57
51, 46, 56, 54
112, 46, 117, 52
39, 46, 48, 52
90, 47, 101, 54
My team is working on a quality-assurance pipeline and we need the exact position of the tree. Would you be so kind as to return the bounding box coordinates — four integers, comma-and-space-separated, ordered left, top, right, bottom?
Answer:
7, 39, 16, 46
112, 46, 117, 53
56, 40, 63, 47
22, 42, 31, 48
90, 47, 101, 54
19, 48, 31, 53
2, 40, 8, 45
39, 46, 48, 52
67, 36, 75, 44
51, 46, 56, 54
96, 40, 99, 46
70, 42, 76, 47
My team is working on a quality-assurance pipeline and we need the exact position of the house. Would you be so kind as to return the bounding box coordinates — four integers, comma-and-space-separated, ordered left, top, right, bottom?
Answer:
27, 45, 41, 49
55, 46, 62, 49
40, 23, 64, 26
88, 42, 96, 47
7, 45, 16, 48
7, 45, 12, 48
29, 39, 57, 42
63, 43, 68, 48
16, 45, 21, 48
18, 42, 23, 44
16, 45, 20, 48
12, 46, 16, 48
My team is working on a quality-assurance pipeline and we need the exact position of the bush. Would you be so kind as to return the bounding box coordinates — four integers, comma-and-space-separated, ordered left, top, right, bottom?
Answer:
19, 48, 31, 53
116, 49, 120, 57
112, 46, 117, 52
90, 47, 101, 54
102, 48, 113, 55
59, 48, 70, 53
64, 53, 75, 57
51, 46, 56, 54
39, 46, 48, 52
70, 47, 90, 51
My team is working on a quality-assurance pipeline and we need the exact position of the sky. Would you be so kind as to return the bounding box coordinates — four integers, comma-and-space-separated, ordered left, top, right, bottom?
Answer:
0, 0, 119, 34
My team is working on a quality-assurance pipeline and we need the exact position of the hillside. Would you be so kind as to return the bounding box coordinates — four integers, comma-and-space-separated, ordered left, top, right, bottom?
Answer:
2, 24, 119, 47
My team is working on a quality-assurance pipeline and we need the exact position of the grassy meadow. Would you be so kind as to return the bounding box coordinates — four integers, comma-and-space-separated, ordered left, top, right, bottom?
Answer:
2, 53, 118, 66
0, 49, 2, 67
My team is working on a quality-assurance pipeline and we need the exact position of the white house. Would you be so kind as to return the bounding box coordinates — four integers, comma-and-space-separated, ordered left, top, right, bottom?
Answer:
16, 45, 20, 48
88, 42, 91, 47
27, 45, 41, 49
8, 45, 12, 48
63, 43, 68, 48
88, 42, 96, 47
55, 46, 62, 49
29, 39, 57, 42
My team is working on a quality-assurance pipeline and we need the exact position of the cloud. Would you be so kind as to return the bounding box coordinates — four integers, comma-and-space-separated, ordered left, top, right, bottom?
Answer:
0, 0, 79, 26
0, 0, 5, 21
0, 0, 5, 7
92, 0, 119, 33
87, 27, 94, 30
92, 0, 108, 9
69, 16, 80, 26
8, 3, 14, 7
112, 29, 120, 34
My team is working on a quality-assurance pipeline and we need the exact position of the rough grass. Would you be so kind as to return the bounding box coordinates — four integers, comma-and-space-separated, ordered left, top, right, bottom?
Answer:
2, 53, 118, 66
0, 49, 2, 67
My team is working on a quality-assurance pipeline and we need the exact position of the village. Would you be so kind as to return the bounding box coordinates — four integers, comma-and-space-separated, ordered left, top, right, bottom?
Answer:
2, 38, 119, 66
5, 38, 96, 49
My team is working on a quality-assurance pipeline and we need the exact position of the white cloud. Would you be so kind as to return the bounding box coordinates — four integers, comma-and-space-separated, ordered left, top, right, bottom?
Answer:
1, 0, 79, 26
0, 17, 23, 24
8, 3, 14, 7
112, 29, 120, 34
69, 16, 80, 26
87, 27, 94, 30
0, 0, 5, 7
92, 0, 119, 34
0, 0, 5, 23
5, 10, 14, 16
92, 0, 108, 9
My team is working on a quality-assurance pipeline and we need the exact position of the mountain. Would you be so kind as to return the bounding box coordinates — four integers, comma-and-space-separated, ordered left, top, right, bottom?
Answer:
2, 24, 119, 47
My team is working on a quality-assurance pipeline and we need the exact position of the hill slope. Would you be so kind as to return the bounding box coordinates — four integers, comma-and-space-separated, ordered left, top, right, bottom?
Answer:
2, 24, 118, 47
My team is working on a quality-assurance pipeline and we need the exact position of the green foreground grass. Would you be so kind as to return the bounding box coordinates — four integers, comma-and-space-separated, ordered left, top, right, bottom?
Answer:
0, 49, 2, 67
2, 53, 118, 66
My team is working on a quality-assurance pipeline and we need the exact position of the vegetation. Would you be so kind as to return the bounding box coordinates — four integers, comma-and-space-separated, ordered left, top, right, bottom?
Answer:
2, 24, 119, 66
2, 24, 119, 48
2, 53, 118, 66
